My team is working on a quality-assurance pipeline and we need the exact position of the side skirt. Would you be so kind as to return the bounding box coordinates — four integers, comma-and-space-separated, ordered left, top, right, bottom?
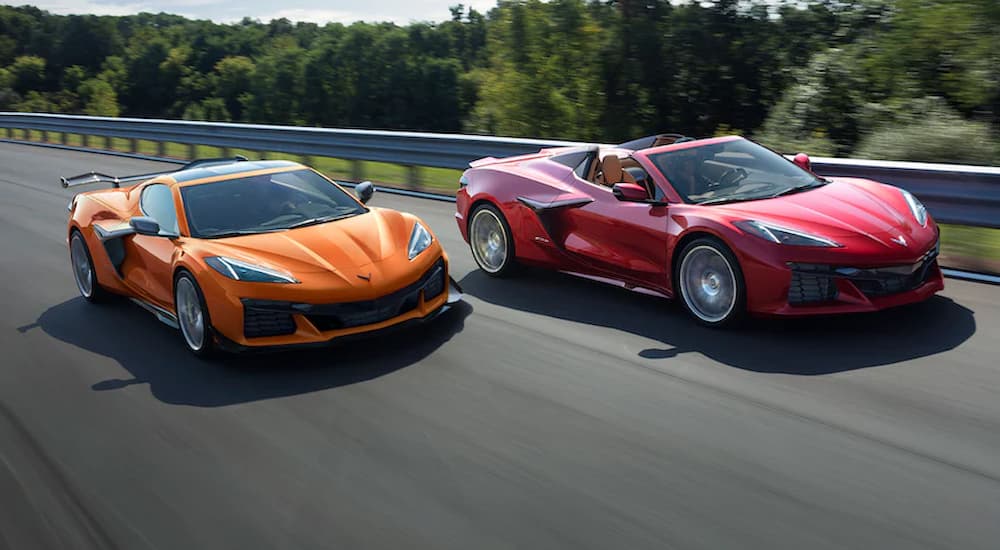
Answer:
558, 270, 672, 300
129, 298, 180, 329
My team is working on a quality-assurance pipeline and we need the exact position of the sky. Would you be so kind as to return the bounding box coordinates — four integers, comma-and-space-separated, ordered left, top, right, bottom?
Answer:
9, 0, 500, 25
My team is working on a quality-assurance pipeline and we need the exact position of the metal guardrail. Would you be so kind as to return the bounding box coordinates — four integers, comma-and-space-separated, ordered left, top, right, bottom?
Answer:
2, 112, 998, 228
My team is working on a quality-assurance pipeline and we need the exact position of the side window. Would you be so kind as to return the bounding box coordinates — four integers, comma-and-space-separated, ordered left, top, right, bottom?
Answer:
140, 184, 179, 234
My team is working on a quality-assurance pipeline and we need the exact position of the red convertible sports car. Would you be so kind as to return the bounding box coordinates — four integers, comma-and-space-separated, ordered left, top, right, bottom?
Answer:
455, 134, 943, 326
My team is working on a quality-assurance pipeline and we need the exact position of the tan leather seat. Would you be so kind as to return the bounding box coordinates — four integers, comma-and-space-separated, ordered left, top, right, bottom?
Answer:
596, 155, 637, 187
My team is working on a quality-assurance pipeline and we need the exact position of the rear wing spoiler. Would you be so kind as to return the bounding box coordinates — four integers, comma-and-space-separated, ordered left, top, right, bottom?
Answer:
59, 155, 249, 189
60, 171, 164, 189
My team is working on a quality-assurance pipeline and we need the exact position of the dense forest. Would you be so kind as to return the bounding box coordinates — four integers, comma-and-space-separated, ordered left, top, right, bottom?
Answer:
0, 0, 997, 163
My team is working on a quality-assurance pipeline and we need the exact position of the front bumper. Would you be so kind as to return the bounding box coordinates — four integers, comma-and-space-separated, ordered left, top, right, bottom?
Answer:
742, 240, 945, 317
200, 255, 462, 348
214, 279, 463, 353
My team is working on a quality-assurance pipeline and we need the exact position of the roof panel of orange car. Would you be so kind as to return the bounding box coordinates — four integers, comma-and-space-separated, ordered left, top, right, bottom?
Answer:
169, 160, 304, 187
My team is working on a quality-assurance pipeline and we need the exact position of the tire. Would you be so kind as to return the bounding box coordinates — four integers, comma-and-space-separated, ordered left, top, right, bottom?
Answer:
675, 237, 746, 327
468, 203, 518, 277
173, 271, 217, 357
69, 230, 109, 303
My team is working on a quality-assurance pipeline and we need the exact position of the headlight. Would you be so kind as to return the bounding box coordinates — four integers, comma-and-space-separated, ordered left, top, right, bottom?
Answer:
899, 188, 928, 227
733, 220, 841, 247
408, 222, 433, 260
205, 256, 299, 283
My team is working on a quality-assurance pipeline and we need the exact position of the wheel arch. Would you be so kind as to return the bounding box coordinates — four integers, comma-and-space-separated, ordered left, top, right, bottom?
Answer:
670, 226, 742, 288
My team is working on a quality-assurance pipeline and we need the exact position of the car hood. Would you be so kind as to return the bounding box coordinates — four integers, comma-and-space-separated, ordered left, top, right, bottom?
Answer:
711, 178, 924, 243
199, 208, 417, 275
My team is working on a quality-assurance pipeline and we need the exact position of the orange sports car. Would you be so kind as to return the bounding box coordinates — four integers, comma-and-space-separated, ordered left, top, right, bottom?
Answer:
64, 157, 461, 355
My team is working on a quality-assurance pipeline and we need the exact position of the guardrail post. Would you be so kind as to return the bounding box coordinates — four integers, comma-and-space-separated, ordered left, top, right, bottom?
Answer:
351, 160, 364, 182
41, 130, 48, 143
130, 138, 137, 153
104, 136, 112, 150
406, 165, 420, 189
82, 134, 89, 148
187, 143, 196, 159
157, 141, 166, 157
3, 127, 9, 139
222, 147, 231, 158
60, 132, 67, 145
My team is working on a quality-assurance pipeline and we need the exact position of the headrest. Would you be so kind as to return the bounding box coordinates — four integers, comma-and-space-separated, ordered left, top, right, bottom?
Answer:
601, 155, 623, 182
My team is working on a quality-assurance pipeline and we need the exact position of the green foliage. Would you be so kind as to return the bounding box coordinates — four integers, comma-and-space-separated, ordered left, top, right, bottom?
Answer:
13, 90, 58, 112
77, 77, 119, 116
215, 56, 254, 121
62, 65, 86, 91
182, 97, 231, 121
243, 38, 306, 124
7, 55, 45, 94
98, 56, 127, 90
854, 99, 999, 164
0, 1, 997, 165
757, 0, 999, 161
466, 0, 604, 139
754, 47, 864, 155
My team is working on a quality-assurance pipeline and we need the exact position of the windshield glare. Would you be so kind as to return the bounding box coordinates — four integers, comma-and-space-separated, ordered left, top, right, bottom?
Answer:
649, 139, 824, 205
180, 169, 366, 238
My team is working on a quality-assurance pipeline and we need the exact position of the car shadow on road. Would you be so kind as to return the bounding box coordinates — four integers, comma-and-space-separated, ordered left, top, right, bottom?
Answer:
28, 297, 472, 407
458, 268, 976, 375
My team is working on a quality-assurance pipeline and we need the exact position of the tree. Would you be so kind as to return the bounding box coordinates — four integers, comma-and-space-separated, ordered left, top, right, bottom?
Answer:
77, 77, 119, 116
466, 0, 604, 139
214, 56, 255, 121
7, 55, 45, 94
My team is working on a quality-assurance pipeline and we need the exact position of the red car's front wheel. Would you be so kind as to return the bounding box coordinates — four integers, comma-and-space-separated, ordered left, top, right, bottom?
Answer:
676, 237, 746, 327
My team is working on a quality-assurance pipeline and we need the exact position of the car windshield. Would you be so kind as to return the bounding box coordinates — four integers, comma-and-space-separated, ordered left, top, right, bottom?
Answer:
648, 139, 826, 205
180, 169, 366, 238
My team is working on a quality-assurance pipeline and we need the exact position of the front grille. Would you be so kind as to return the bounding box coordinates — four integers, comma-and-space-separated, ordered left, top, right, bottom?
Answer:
787, 240, 939, 305
847, 260, 936, 298
242, 257, 446, 335
243, 308, 296, 338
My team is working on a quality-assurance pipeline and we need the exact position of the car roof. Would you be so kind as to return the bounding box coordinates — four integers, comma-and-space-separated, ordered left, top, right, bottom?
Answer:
153, 160, 305, 187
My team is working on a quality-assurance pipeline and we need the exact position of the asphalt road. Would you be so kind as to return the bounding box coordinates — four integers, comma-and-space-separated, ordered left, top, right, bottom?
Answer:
1, 141, 999, 549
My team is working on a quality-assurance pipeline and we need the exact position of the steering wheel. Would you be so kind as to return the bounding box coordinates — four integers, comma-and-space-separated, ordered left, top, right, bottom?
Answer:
718, 167, 748, 188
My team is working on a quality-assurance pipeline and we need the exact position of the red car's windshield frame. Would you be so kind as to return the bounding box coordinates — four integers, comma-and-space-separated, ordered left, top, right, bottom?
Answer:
633, 136, 820, 205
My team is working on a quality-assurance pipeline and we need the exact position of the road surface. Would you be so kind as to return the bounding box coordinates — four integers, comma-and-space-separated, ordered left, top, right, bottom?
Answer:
1, 142, 998, 549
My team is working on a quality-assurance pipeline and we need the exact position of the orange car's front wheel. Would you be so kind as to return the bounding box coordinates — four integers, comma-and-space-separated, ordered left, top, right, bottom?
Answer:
174, 271, 217, 357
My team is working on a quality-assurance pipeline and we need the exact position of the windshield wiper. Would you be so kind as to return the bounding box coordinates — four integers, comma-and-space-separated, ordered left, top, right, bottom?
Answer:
698, 196, 758, 205
768, 181, 827, 198
284, 212, 359, 230
201, 229, 276, 239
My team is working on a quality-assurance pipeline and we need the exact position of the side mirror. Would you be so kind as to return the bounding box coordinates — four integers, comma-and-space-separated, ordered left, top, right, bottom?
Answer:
793, 153, 812, 172
355, 180, 375, 204
612, 183, 649, 202
129, 216, 161, 236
